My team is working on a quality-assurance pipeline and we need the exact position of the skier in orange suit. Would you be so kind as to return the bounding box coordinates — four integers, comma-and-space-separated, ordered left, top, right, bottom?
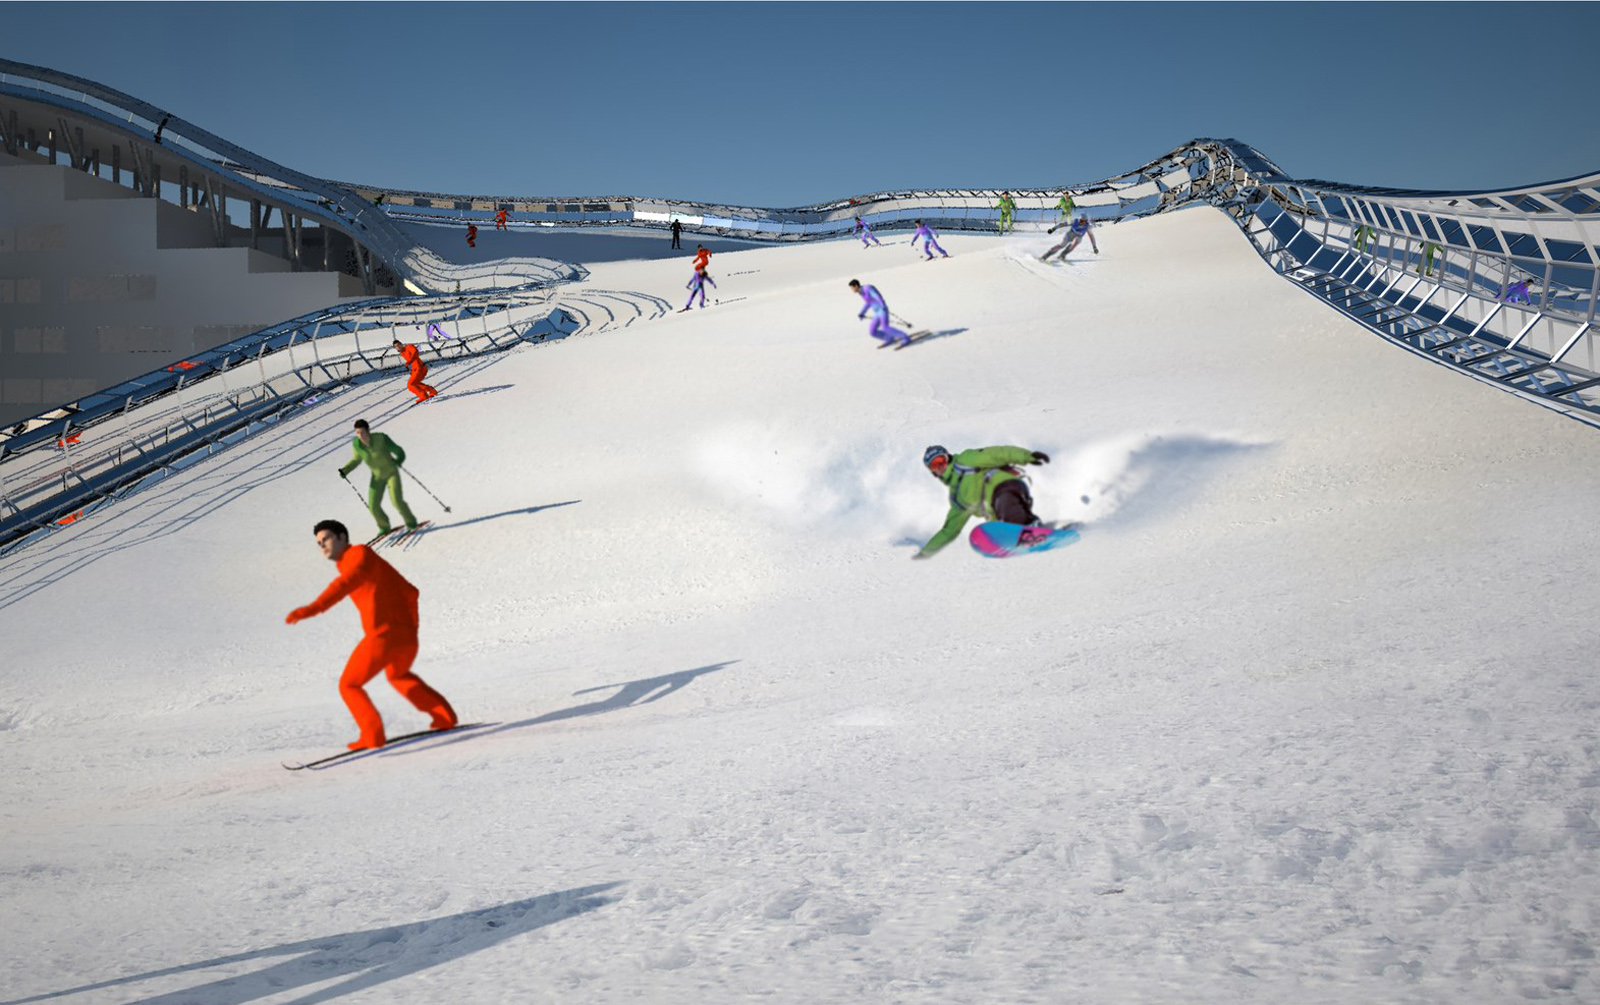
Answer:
392, 339, 437, 402
286, 518, 458, 749
494, 208, 509, 231
692, 244, 711, 271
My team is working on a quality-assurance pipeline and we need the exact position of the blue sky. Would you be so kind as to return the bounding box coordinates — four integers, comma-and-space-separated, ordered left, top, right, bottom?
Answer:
4, 2, 1597, 205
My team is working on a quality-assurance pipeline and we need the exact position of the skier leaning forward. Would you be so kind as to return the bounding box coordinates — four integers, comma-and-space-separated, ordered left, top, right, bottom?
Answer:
340, 419, 422, 536
913, 444, 1053, 559
286, 518, 457, 749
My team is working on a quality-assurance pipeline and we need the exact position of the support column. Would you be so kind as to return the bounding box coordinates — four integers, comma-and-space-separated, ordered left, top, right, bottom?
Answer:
202, 176, 227, 247
112, 145, 121, 184
179, 166, 189, 208
0, 110, 15, 156
250, 198, 260, 250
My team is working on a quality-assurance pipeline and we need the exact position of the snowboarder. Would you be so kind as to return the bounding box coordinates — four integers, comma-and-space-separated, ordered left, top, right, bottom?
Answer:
494, 208, 509, 231
683, 264, 717, 310
853, 216, 883, 247
392, 339, 437, 403
848, 279, 909, 347
910, 220, 949, 259
1042, 215, 1098, 261
285, 518, 458, 750
466, 224, 478, 248
670, 218, 683, 249
339, 419, 423, 537
913, 445, 1054, 558
995, 191, 1017, 235
1055, 192, 1077, 223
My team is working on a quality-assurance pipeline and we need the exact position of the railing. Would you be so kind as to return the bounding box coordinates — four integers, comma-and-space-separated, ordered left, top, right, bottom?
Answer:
0, 294, 578, 554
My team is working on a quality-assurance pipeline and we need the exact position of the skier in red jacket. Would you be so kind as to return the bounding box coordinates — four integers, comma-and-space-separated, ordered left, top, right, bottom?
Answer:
392, 339, 437, 402
286, 519, 457, 749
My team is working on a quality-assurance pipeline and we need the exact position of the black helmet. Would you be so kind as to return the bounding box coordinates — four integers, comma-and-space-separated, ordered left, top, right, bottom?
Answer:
923, 445, 951, 475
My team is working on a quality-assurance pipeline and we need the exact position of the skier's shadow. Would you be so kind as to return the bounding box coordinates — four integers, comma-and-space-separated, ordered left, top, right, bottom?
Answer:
419, 500, 580, 536
402, 661, 736, 755
1, 884, 619, 1005
904, 327, 968, 348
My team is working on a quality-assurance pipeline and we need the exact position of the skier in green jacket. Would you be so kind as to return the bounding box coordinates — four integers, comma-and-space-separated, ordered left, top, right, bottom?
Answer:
995, 192, 1017, 235
913, 444, 1052, 559
338, 419, 421, 536
1055, 192, 1076, 223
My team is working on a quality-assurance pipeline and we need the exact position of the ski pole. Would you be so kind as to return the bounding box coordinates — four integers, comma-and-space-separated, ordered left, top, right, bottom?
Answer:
342, 473, 366, 505
401, 466, 453, 513
891, 311, 916, 329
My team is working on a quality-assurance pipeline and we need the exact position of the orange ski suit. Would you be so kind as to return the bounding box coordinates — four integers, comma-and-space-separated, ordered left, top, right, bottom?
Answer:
286, 544, 456, 746
398, 343, 437, 402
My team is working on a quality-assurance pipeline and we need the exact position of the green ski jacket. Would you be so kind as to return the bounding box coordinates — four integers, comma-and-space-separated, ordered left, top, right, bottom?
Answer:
339, 433, 407, 482
918, 445, 1037, 557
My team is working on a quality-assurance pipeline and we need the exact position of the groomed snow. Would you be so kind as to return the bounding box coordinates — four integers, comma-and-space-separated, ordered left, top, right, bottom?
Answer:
3, 208, 1599, 1003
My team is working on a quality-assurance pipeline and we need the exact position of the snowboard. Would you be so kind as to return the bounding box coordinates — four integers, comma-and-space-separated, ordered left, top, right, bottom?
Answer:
969, 520, 1081, 558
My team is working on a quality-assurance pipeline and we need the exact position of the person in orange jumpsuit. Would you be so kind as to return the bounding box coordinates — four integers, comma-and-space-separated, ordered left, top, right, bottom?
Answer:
494, 208, 508, 231
392, 339, 438, 402
466, 224, 478, 247
286, 518, 457, 749
692, 244, 711, 271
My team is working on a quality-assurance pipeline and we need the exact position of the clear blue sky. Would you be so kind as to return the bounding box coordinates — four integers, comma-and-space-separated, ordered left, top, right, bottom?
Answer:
4, 2, 1597, 205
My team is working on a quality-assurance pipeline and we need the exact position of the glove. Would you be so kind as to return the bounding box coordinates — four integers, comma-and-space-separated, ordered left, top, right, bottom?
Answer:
285, 607, 311, 625
911, 551, 930, 561
1031, 451, 1050, 464
338, 467, 348, 479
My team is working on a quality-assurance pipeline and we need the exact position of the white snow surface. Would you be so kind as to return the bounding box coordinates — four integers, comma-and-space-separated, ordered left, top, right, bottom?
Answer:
4, 209, 1600, 1004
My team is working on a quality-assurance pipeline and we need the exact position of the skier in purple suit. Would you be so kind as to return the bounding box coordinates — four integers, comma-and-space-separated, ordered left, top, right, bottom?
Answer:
853, 216, 882, 248
682, 265, 716, 310
848, 279, 909, 347
910, 220, 949, 260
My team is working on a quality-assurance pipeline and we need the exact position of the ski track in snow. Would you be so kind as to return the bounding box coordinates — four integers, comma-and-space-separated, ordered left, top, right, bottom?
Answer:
3, 211, 1600, 1004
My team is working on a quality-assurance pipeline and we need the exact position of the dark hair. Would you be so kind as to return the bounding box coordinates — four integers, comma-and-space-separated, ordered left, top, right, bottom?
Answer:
914, 219, 922, 225
848, 279, 860, 288
353, 419, 369, 430
313, 519, 349, 540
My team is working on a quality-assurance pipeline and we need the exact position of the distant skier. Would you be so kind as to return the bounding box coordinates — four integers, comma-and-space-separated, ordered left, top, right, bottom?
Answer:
1419, 242, 1440, 276
995, 191, 1016, 235
466, 224, 478, 248
910, 220, 949, 259
913, 445, 1053, 559
339, 419, 424, 537
670, 218, 683, 249
854, 216, 883, 248
1041, 215, 1098, 261
494, 208, 509, 231
1502, 278, 1534, 305
682, 264, 716, 311
1055, 191, 1077, 223
285, 518, 458, 750
848, 279, 909, 347
392, 338, 437, 403
693, 244, 711, 270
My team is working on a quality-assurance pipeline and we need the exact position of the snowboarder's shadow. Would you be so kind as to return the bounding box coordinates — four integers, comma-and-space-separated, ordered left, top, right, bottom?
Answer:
404, 661, 737, 755
1, 884, 619, 1005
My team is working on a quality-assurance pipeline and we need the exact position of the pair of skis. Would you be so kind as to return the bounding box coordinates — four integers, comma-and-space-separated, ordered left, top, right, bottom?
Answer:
876, 330, 933, 351
366, 520, 432, 548
283, 722, 487, 771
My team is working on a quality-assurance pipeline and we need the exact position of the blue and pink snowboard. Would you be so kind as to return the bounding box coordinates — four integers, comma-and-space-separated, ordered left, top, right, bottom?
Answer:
969, 520, 1081, 558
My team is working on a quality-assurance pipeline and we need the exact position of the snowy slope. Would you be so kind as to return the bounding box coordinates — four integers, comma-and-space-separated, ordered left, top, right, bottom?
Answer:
3, 208, 1600, 1004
